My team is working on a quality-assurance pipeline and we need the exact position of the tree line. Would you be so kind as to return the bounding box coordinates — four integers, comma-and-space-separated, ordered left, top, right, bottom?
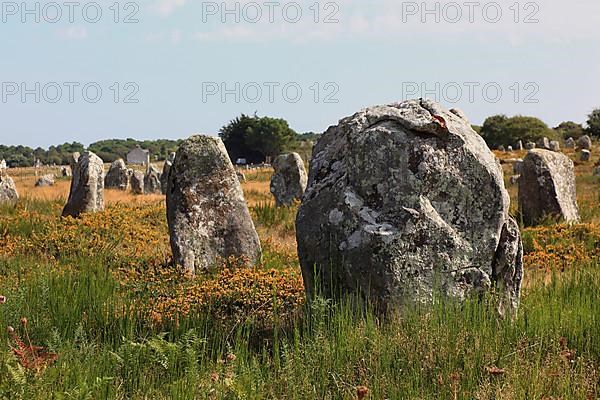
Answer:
2, 108, 598, 168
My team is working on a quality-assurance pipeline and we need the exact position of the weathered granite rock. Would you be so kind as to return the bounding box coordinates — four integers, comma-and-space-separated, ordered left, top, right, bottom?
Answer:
69, 152, 80, 170
498, 145, 505, 152
166, 135, 261, 274
525, 142, 536, 150
578, 135, 592, 150
536, 137, 550, 150
580, 150, 591, 162
237, 171, 246, 183
61, 166, 72, 177
62, 151, 104, 218
130, 170, 144, 195
565, 137, 576, 149
449, 108, 468, 122
144, 165, 162, 194
518, 149, 579, 226
160, 153, 176, 194
270, 153, 308, 206
0, 171, 18, 203
513, 160, 524, 175
549, 141, 560, 152
0, 159, 6, 169
105, 159, 130, 191
507, 146, 513, 152
296, 99, 523, 316
35, 174, 55, 187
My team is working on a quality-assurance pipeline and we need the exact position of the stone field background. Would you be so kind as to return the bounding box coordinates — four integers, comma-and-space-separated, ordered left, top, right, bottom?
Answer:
0, 146, 598, 399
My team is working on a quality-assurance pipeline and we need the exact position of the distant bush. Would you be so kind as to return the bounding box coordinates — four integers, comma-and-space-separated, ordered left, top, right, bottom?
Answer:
480, 115, 558, 148
554, 121, 585, 139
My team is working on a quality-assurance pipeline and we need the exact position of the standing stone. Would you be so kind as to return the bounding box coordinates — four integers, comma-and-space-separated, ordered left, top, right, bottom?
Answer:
497, 145, 505, 152
525, 142, 536, 150
69, 152, 80, 170
536, 137, 550, 150
0, 171, 18, 203
580, 150, 591, 162
518, 149, 579, 226
62, 151, 104, 218
516, 140, 524, 151
130, 170, 144, 195
144, 165, 162, 194
105, 159, 130, 191
160, 153, 176, 194
0, 160, 6, 170
236, 171, 247, 183
507, 146, 513, 152
35, 174, 55, 187
61, 166, 72, 177
270, 153, 308, 207
166, 135, 261, 274
549, 141, 560, 152
513, 160, 524, 175
565, 137, 576, 149
296, 99, 523, 316
578, 135, 592, 150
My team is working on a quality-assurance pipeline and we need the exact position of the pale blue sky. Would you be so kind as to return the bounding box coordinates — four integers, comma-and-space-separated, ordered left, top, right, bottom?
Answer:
1, 0, 599, 148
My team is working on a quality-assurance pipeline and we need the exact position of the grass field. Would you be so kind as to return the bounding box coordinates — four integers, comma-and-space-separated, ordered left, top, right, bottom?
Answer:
0, 152, 598, 399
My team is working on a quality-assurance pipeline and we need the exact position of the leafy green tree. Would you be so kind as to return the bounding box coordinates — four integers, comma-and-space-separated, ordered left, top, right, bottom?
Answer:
219, 114, 297, 164
586, 108, 600, 139
554, 121, 585, 140
480, 115, 557, 148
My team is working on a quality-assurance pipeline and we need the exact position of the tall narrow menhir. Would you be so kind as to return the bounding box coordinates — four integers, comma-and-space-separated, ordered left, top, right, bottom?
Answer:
62, 151, 105, 218
166, 135, 261, 274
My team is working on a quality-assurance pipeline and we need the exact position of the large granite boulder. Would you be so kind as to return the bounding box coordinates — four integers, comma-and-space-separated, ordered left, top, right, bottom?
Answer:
35, 174, 55, 187
549, 141, 560, 152
0, 171, 19, 203
144, 165, 162, 194
296, 99, 523, 315
130, 170, 144, 195
270, 153, 308, 206
166, 135, 261, 274
525, 142, 536, 150
62, 151, 104, 218
518, 149, 579, 226
578, 135, 592, 150
105, 159, 130, 191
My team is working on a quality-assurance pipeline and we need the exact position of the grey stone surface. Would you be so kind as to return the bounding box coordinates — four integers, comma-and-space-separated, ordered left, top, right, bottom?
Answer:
166, 135, 261, 274
62, 151, 104, 218
61, 166, 72, 177
0, 171, 19, 203
35, 174, 55, 187
580, 150, 591, 162
525, 142, 536, 150
536, 137, 550, 150
565, 137, 576, 149
513, 160, 524, 175
549, 141, 560, 152
296, 99, 522, 316
160, 153, 176, 194
507, 146, 513, 152
144, 165, 162, 194
270, 152, 308, 206
578, 135, 592, 150
516, 140, 524, 151
105, 159, 130, 191
130, 170, 144, 195
237, 171, 246, 183
518, 149, 579, 226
